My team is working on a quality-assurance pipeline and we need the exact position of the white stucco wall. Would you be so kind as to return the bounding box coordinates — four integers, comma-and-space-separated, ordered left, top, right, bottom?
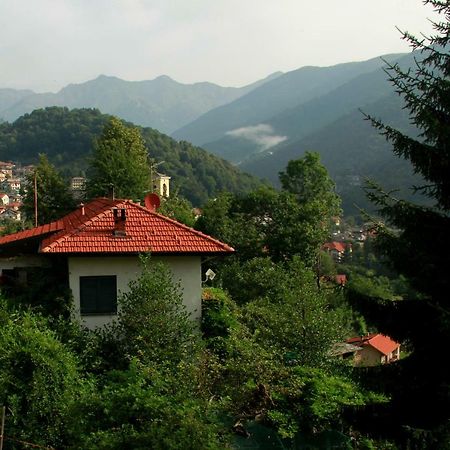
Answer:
68, 255, 202, 329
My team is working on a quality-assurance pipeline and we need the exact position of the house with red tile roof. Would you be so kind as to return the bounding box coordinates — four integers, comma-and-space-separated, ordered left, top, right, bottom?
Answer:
346, 333, 401, 366
0, 197, 234, 328
322, 241, 350, 262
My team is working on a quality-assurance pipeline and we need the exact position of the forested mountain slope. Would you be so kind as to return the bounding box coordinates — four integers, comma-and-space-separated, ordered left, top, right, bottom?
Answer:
241, 92, 425, 214
171, 53, 405, 148
197, 53, 416, 165
0, 107, 263, 205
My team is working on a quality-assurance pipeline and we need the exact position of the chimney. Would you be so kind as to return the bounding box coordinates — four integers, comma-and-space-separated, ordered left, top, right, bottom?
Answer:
112, 207, 126, 236
79, 202, 85, 216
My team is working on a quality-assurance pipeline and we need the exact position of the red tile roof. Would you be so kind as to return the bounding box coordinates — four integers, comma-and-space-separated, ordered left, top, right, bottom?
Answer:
334, 274, 347, 285
323, 241, 346, 253
0, 198, 234, 255
347, 333, 400, 356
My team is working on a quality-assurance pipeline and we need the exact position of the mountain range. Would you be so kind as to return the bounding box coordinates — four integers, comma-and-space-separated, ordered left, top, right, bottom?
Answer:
0, 53, 426, 214
0, 72, 281, 135
171, 52, 426, 214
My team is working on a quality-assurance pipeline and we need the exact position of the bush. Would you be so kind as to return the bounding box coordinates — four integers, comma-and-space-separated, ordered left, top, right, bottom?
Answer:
0, 304, 82, 448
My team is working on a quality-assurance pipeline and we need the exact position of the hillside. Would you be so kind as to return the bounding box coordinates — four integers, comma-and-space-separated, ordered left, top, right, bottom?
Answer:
0, 73, 280, 135
171, 53, 405, 148
241, 92, 425, 214
0, 107, 263, 206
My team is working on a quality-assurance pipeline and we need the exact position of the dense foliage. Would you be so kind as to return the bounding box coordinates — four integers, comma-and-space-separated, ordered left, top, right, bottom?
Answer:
197, 152, 340, 265
0, 106, 262, 205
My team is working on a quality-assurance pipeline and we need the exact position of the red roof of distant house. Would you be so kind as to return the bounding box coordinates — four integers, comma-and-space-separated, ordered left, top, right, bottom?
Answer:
347, 333, 400, 356
323, 241, 346, 253
0, 198, 234, 255
335, 274, 347, 285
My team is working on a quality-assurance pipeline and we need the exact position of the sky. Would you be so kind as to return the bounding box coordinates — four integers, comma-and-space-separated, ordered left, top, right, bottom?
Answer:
0, 0, 439, 93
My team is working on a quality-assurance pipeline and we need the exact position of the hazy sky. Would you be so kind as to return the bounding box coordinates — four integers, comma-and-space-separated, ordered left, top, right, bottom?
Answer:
0, 0, 439, 92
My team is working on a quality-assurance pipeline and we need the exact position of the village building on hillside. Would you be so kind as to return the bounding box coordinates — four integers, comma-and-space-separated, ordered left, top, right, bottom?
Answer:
1, 178, 21, 193
70, 176, 86, 200
322, 241, 351, 263
346, 334, 401, 366
152, 173, 171, 198
0, 161, 15, 179
0, 197, 233, 328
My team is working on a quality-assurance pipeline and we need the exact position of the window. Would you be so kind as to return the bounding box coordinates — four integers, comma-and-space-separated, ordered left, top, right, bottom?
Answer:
80, 275, 117, 315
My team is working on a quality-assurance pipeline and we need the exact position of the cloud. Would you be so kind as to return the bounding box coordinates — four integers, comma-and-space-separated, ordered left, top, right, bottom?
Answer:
226, 124, 287, 151
0, 0, 438, 92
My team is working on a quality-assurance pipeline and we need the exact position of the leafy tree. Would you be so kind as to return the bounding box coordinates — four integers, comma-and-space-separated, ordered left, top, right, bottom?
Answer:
279, 151, 341, 215
103, 256, 199, 369
352, 1, 450, 445
22, 153, 76, 225
201, 269, 383, 444
241, 258, 346, 367
197, 154, 341, 265
158, 192, 196, 227
86, 117, 151, 200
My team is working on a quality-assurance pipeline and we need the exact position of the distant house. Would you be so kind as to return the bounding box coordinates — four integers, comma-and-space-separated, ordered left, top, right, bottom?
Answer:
5, 178, 21, 192
70, 177, 86, 191
0, 197, 234, 329
0, 208, 21, 221
70, 177, 87, 200
322, 241, 350, 262
346, 333, 401, 366
0, 161, 15, 179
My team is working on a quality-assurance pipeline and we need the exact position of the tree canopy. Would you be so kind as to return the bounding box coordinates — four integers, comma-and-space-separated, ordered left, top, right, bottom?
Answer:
197, 153, 340, 265
86, 117, 151, 200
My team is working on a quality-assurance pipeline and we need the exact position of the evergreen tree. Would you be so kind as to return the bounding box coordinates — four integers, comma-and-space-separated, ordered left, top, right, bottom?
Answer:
353, 1, 450, 445
22, 153, 75, 225
86, 117, 151, 200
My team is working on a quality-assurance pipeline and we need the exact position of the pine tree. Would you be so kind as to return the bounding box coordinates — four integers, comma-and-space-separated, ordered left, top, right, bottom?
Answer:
86, 117, 151, 200
354, 1, 450, 445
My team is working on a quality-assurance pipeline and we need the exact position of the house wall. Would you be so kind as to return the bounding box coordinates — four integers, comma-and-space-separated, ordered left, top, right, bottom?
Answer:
68, 255, 201, 329
354, 346, 383, 366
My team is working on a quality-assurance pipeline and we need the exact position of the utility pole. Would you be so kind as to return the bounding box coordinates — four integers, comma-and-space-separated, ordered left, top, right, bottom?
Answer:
0, 406, 5, 450
34, 171, 38, 227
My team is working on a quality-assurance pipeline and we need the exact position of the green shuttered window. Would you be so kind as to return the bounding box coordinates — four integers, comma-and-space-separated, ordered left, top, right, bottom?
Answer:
80, 275, 117, 315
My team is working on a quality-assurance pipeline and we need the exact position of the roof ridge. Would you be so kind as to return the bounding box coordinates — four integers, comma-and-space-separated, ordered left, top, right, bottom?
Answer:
129, 200, 235, 252
43, 201, 121, 250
